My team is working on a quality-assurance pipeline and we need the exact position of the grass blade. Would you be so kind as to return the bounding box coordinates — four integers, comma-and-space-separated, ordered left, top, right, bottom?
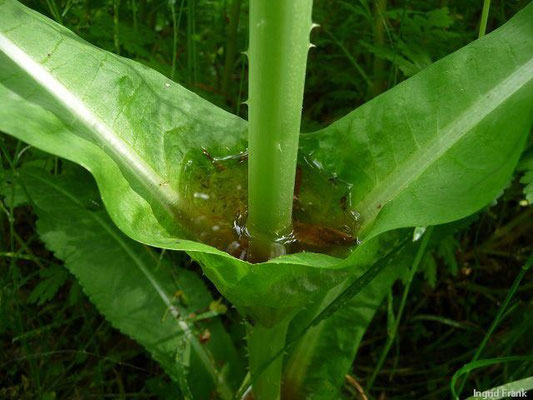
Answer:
452, 356, 533, 400
454, 253, 532, 398
366, 226, 434, 391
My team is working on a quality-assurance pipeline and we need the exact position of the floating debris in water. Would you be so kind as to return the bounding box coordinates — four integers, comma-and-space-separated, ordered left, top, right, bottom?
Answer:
177, 148, 361, 262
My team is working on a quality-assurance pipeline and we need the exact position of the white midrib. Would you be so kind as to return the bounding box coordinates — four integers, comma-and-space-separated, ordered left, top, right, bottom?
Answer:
0, 32, 180, 215
357, 58, 533, 228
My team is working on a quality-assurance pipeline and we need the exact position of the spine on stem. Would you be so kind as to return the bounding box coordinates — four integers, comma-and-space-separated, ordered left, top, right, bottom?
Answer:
247, 0, 314, 261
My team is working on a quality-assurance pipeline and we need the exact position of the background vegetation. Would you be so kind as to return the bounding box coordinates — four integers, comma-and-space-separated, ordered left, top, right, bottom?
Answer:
1, 0, 532, 398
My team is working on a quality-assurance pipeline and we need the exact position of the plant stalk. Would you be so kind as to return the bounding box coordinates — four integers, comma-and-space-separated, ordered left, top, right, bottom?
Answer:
247, 0, 313, 261
478, 0, 491, 38
187, 0, 197, 84
113, 0, 121, 55
221, 0, 243, 97
246, 319, 290, 400
371, 0, 387, 97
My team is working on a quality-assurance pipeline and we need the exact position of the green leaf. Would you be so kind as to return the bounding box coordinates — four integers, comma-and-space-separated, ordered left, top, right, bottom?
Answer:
283, 238, 410, 399
282, 220, 477, 399
426, 8, 454, 29
27, 264, 69, 306
0, 0, 372, 326
300, 4, 533, 239
436, 235, 460, 276
519, 149, 533, 204
1, 0, 532, 326
17, 165, 243, 399
421, 252, 437, 289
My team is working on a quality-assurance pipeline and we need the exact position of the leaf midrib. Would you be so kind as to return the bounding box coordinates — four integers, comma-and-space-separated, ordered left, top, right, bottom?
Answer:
357, 58, 533, 232
0, 31, 181, 217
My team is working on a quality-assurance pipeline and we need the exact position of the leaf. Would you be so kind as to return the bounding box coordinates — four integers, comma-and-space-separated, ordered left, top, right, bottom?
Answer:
283, 235, 412, 399
519, 149, 533, 203
235, 232, 410, 399
0, 169, 28, 208
0, 0, 375, 326
426, 8, 454, 29
282, 221, 476, 399
436, 235, 459, 276
300, 3, 533, 239
27, 264, 69, 306
1, 0, 533, 326
421, 252, 437, 288
17, 165, 243, 399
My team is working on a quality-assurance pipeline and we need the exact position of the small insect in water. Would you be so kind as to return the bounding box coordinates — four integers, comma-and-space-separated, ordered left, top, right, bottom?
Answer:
199, 329, 211, 344
238, 151, 248, 163
202, 147, 226, 171
340, 195, 347, 211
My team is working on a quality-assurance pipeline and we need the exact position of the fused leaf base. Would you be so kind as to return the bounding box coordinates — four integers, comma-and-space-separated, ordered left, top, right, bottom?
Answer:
1, 0, 532, 326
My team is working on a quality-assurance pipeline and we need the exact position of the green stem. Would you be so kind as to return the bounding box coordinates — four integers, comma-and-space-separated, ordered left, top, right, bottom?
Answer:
169, 0, 185, 81
247, 319, 290, 400
221, 0, 243, 97
371, 0, 387, 97
247, 0, 313, 261
131, 0, 138, 32
113, 0, 121, 55
366, 226, 434, 392
45, 0, 63, 24
478, 0, 491, 38
169, 1, 177, 80
187, 0, 197, 84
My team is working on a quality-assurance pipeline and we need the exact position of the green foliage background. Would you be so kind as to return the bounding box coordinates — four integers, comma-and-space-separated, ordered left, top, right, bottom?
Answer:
1, 0, 532, 399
